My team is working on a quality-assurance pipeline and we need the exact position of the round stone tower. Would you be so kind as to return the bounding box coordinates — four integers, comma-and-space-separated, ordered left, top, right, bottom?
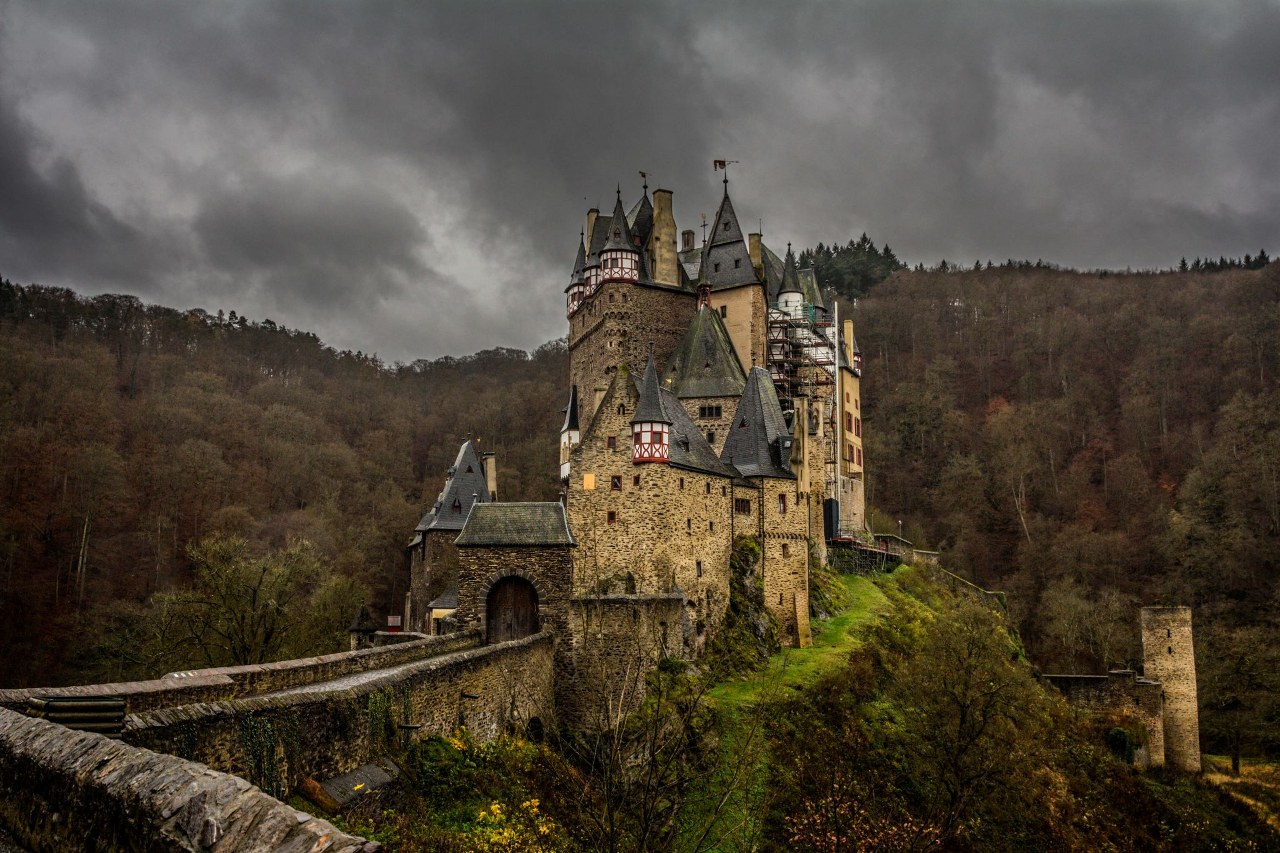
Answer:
1141, 606, 1201, 773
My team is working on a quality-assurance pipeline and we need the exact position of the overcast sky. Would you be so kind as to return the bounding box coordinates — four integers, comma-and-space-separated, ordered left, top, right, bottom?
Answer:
2, 1, 1277, 363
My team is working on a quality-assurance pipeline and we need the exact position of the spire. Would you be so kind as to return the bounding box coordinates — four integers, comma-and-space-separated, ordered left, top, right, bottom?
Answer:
703, 185, 758, 290
600, 192, 638, 255
779, 244, 803, 296
568, 233, 586, 287
416, 439, 491, 533
561, 384, 580, 434
632, 356, 673, 425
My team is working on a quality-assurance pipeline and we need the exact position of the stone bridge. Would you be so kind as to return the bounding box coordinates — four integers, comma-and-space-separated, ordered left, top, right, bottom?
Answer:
0, 629, 556, 851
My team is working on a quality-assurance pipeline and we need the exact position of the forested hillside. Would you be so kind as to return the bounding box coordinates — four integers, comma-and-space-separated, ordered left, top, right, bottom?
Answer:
0, 280, 566, 686
848, 262, 1280, 759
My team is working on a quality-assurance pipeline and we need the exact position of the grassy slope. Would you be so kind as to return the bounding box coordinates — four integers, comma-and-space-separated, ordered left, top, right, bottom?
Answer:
709, 572, 892, 709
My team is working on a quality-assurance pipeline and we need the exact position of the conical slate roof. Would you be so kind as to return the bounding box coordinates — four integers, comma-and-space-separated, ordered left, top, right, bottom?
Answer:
662, 304, 747, 399
561, 384, 580, 433
704, 189, 758, 291
633, 356, 673, 424
416, 439, 491, 532
565, 236, 587, 293
779, 245, 803, 296
627, 192, 654, 247
797, 265, 826, 311
721, 367, 795, 479
600, 191, 638, 255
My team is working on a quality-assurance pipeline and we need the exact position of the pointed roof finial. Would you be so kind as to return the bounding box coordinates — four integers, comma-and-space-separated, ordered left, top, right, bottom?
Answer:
616, 183, 622, 201
639, 170, 649, 195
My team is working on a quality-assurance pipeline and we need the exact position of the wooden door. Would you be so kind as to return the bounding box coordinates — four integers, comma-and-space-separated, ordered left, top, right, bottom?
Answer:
485, 577, 539, 644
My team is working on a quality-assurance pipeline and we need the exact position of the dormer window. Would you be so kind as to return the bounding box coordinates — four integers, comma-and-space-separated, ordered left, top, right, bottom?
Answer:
723, 222, 730, 232
451, 499, 462, 514
734, 259, 741, 269
714, 263, 720, 273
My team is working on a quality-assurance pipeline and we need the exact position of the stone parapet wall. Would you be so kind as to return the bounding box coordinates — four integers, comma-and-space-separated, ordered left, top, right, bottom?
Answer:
0, 630, 481, 716
0, 708, 376, 853
1042, 670, 1165, 768
125, 633, 555, 797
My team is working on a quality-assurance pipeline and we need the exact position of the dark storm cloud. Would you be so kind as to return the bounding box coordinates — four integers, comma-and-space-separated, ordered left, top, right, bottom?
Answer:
1, 1, 1277, 360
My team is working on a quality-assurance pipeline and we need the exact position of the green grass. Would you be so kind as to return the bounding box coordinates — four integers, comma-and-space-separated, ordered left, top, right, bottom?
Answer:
709, 572, 893, 709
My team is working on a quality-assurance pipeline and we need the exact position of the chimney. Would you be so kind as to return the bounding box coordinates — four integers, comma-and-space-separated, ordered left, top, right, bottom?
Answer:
843, 319, 854, 365
748, 233, 763, 275
651, 189, 678, 286
481, 452, 498, 502
681, 230, 695, 252
584, 208, 599, 249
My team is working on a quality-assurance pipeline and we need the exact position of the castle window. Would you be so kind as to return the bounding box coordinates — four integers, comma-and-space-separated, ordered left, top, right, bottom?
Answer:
687, 518, 692, 532
609, 293, 615, 303
856, 448, 862, 466
734, 259, 741, 269
607, 511, 617, 524
607, 436, 617, 450
610, 475, 622, 491
846, 413, 853, 432
779, 593, 784, 605
698, 404, 722, 419
713, 262, 720, 273
734, 498, 751, 515
782, 544, 790, 557
1168, 646, 1173, 655
707, 430, 715, 445
705, 482, 711, 494
724, 222, 731, 232
633, 474, 640, 487
778, 494, 788, 515
720, 305, 727, 318
618, 403, 626, 415
721, 485, 726, 496
452, 499, 462, 514
696, 560, 703, 578
679, 477, 685, 489
709, 520, 715, 532
855, 417, 861, 438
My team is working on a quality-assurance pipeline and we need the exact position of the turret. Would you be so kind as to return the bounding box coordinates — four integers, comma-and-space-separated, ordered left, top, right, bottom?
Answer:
631, 357, 671, 463
599, 188, 641, 285
777, 243, 804, 317
566, 234, 587, 317
560, 384, 580, 481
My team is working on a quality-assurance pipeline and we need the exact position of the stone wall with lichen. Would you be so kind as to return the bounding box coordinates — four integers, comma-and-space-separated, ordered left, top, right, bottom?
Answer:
1042, 670, 1166, 769
0, 707, 377, 853
1142, 606, 1201, 773
124, 633, 554, 797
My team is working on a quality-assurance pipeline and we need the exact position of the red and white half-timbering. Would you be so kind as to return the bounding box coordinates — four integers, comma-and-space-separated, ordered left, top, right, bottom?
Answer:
631, 422, 669, 463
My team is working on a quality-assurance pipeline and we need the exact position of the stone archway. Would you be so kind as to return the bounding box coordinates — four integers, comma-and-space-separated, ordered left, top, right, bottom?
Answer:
485, 576, 540, 644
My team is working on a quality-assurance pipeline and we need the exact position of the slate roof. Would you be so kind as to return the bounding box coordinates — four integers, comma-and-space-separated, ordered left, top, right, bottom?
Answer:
627, 192, 654, 247
428, 588, 458, 610
561, 384, 580, 433
587, 212, 610, 264
720, 367, 796, 479
564, 236, 587, 293
704, 190, 760, 291
600, 192, 639, 255
633, 356, 673, 423
663, 387, 739, 477
661, 304, 747, 399
455, 502, 576, 547
798, 265, 826, 312
416, 440, 491, 533
779, 246, 803, 296
761, 243, 786, 301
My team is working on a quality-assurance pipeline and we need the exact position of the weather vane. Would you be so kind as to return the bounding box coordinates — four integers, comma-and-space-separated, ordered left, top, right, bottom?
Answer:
713, 159, 740, 187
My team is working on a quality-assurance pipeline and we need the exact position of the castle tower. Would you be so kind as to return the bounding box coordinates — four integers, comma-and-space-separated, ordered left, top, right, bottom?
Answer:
565, 234, 587, 317
1141, 606, 1201, 773
703, 181, 767, 370
567, 186, 696, 434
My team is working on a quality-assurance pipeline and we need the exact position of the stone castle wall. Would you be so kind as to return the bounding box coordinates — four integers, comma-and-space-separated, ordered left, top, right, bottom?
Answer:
0, 708, 376, 852
1042, 671, 1166, 769
409, 531, 463, 632
568, 280, 695, 432
708, 285, 766, 370
756, 477, 811, 646
566, 373, 733, 636
678, 394, 739, 456
1142, 606, 1201, 773
454, 545, 574, 642
561, 595, 688, 728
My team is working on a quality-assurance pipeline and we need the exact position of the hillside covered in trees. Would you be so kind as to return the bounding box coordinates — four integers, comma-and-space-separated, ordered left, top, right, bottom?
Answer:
0, 280, 566, 686
2, 260, 1277, 765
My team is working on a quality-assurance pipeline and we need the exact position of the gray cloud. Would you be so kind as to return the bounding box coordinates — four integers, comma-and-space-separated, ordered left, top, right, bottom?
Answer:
1, 1, 1277, 361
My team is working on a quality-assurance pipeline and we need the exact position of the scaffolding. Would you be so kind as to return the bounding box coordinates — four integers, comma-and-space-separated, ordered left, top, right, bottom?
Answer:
766, 305, 836, 412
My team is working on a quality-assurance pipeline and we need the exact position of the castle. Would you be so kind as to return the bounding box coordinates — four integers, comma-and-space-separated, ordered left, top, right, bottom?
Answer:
405, 177, 867, 720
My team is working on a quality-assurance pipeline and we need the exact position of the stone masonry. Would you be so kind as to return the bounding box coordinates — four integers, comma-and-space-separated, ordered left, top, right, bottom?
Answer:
1142, 606, 1201, 773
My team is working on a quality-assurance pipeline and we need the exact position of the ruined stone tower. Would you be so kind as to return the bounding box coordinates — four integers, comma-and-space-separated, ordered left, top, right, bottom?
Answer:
1141, 606, 1201, 773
